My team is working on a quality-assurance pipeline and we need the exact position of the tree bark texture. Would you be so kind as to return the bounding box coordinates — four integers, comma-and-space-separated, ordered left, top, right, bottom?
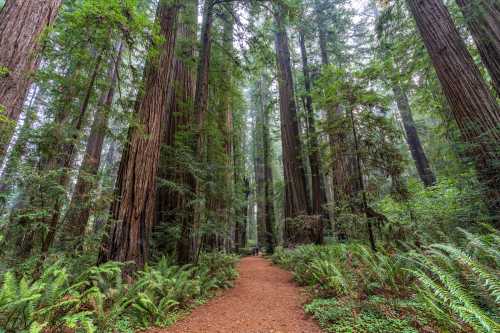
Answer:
456, 0, 500, 96
0, 0, 62, 161
407, 0, 500, 219
274, 5, 311, 244
155, 0, 197, 264
98, 5, 178, 269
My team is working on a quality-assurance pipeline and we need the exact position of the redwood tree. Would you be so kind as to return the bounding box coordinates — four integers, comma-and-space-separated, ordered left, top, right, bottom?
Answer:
0, 0, 62, 161
456, 0, 500, 96
407, 0, 500, 219
98, 4, 178, 269
155, 0, 197, 264
273, 3, 311, 244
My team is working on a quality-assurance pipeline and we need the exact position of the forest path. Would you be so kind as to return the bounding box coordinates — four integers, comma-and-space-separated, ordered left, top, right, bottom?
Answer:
150, 256, 322, 333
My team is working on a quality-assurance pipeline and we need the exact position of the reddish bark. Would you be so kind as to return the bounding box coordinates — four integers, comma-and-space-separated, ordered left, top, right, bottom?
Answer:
0, 0, 62, 161
155, 0, 197, 264
274, 4, 311, 244
456, 0, 500, 96
98, 5, 179, 269
407, 0, 500, 220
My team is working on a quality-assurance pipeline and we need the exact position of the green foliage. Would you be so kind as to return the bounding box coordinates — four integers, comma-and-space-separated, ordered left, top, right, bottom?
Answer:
377, 176, 490, 244
409, 229, 500, 333
305, 298, 419, 333
273, 228, 499, 333
0, 66, 8, 78
0, 253, 238, 332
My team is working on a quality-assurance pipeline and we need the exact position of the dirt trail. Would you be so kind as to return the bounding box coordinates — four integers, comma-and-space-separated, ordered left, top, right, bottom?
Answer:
150, 256, 322, 333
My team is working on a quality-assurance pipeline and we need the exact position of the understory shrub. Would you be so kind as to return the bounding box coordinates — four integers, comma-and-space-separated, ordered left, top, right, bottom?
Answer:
273, 227, 499, 333
0, 253, 238, 332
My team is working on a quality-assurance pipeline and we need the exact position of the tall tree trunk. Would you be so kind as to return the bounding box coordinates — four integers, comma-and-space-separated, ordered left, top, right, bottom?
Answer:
155, 0, 197, 264
407, 0, 500, 222
456, 0, 500, 96
222, 2, 235, 252
62, 43, 123, 245
392, 85, 436, 187
262, 82, 276, 254
98, 4, 178, 270
299, 28, 327, 244
273, 4, 311, 245
0, 0, 62, 161
253, 87, 266, 249
194, 0, 214, 156
182, 0, 215, 261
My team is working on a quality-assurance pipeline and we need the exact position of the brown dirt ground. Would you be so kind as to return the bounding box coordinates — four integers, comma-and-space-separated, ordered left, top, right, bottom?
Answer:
148, 256, 323, 333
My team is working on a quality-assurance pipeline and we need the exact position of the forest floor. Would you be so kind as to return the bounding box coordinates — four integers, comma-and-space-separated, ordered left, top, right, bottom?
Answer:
148, 256, 323, 333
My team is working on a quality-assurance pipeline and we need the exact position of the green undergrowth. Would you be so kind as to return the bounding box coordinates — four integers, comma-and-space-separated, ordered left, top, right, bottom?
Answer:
0, 253, 238, 332
272, 227, 499, 333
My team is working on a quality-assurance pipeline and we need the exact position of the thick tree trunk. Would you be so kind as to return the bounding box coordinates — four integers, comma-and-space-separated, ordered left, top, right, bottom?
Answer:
174, 0, 214, 264
194, 0, 214, 155
392, 85, 436, 187
62, 43, 123, 244
456, 0, 500, 96
0, 0, 62, 161
98, 5, 178, 269
407, 0, 500, 221
274, 4, 311, 245
155, 0, 197, 264
178, 0, 214, 261
299, 29, 327, 244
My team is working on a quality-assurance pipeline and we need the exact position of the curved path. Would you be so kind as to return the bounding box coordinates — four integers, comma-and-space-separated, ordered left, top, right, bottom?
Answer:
151, 256, 322, 333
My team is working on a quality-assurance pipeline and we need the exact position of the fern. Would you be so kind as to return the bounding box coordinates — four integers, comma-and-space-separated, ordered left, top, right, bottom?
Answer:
430, 244, 500, 304
410, 251, 499, 332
